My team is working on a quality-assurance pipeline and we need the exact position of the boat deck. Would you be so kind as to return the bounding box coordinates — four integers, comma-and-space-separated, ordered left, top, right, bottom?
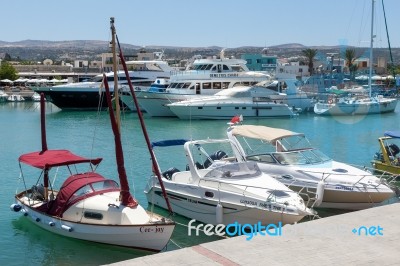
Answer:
108, 201, 400, 265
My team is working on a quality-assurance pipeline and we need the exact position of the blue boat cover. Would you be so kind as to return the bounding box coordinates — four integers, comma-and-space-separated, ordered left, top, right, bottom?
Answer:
384, 131, 400, 138
151, 139, 188, 148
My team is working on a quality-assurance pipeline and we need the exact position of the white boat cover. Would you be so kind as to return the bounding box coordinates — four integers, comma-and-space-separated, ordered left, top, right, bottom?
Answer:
231, 125, 303, 143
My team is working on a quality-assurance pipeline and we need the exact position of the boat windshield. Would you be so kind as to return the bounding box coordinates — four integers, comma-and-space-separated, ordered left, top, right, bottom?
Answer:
68, 180, 119, 202
272, 149, 331, 165
204, 161, 261, 179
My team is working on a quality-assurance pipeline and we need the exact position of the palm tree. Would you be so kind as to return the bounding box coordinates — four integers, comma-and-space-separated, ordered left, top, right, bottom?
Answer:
345, 48, 358, 80
301, 48, 318, 75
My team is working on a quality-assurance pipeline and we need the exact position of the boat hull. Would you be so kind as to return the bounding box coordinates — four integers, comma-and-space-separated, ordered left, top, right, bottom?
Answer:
145, 180, 306, 226
168, 103, 296, 120
314, 99, 398, 116
372, 161, 400, 175
14, 198, 175, 252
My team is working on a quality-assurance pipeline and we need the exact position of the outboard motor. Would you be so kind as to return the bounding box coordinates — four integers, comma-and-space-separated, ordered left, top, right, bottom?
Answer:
388, 144, 400, 157
162, 167, 180, 180
204, 150, 228, 168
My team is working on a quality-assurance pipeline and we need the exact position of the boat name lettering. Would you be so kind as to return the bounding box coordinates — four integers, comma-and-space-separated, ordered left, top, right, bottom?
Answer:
210, 73, 239, 78
140, 226, 165, 233
258, 202, 272, 209
335, 185, 354, 191
240, 199, 257, 206
187, 198, 198, 204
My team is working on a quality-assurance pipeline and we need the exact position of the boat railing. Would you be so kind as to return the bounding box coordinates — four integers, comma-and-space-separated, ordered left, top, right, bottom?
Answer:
297, 167, 393, 189
197, 177, 294, 206
277, 176, 321, 208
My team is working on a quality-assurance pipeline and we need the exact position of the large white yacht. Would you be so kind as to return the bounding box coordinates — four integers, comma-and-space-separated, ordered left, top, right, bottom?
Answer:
167, 85, 299, 120
122, 50, 272, 117
32, 60, 174, 110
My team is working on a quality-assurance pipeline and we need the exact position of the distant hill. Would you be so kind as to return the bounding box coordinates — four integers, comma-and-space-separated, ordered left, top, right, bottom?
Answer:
0, 39, 398, 64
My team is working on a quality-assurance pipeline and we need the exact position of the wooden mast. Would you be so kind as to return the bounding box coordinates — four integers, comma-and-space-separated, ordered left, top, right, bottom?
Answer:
115, 35, 174, 214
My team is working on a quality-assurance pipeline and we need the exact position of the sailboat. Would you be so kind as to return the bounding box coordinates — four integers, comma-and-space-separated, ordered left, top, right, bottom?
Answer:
314, 0, 398, 116
10, 18, 175, 252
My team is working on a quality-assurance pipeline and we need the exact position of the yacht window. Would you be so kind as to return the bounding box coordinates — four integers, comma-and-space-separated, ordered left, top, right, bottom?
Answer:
223, 65, 229, 70
211, 66, 217, 71
205, 64, 213, 70
222, 82, 230, 89
213, 82, 222, 89
183, 83, 191, 88
273, 152, 309, 165
176, 83, 185, 89
200, 64, 208, 70
202, 83, 211, 89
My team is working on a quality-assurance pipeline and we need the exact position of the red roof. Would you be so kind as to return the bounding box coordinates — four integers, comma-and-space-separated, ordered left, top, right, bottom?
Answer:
18, 149, 102, 169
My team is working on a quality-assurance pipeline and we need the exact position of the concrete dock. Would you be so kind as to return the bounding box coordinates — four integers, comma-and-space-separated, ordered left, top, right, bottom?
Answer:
109, 202, 400, 265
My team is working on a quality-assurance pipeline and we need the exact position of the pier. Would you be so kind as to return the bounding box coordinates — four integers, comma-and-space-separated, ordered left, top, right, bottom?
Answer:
109, 202, 400, 265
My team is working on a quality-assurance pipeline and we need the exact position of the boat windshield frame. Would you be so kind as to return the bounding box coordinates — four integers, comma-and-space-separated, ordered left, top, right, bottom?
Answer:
271, 149, 331, 165
203, 161, 261, 179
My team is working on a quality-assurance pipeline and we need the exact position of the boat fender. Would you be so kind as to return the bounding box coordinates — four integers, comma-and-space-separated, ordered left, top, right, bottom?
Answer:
10, 204, 22, 212
314, 180, 325, 207
216, 203, 223, 224
49, 221, 55, 227
61, 225, 73, 232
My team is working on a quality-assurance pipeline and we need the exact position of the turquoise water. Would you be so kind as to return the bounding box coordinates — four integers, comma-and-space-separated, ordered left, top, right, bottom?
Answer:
1, 101, 399, 265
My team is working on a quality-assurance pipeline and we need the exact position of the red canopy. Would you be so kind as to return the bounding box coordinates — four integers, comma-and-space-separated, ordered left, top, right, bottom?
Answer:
19, 149, 102, 169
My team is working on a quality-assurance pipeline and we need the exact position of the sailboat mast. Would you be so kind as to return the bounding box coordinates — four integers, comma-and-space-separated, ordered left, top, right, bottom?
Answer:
368, 0, 375, 98
115, 36, 174, 214
110, 17, 121, 130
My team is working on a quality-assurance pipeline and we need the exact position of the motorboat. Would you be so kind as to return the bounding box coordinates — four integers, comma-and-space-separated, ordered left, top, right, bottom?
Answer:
167, 85, 299, 120
123, 50, 272, 117
32, 61, 174, 110
313, 94, 398, 116
31, 92, 41, 102
7, 94, 25, 102
10, 19, 175, 252
226, 123, 396, 210
0, 90, 8, 102
372, 131, 400, 175
144, 138, 314, 226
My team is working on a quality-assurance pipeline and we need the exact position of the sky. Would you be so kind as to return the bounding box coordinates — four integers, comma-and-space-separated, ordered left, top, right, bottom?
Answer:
1, 0, 399, 48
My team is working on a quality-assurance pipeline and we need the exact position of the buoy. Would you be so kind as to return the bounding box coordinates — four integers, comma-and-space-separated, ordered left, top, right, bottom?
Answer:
216, 202, 223, 224
61, 225, 73, 232
10, 204, 22, 212
314, 180, 325, 207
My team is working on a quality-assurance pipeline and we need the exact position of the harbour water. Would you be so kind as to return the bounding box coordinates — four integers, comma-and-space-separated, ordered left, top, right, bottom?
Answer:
1, 101, 399, 265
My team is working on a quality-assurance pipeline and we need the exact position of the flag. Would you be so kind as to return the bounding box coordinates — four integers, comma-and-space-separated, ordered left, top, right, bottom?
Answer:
230, 115, 243, 124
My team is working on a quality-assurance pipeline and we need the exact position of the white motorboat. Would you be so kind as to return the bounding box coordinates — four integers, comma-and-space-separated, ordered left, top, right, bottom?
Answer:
32, 61, 174, 110
145, 138, 314, 226
167, 85, 299, 120
123, 50, 272, 117
10, 19, 175, 252
226, 124, 396, 210
0, 90, 8, 102
7, 94, 25, 102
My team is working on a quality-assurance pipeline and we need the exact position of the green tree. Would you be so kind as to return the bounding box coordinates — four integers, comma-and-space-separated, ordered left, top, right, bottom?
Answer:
345, 48, 358, 80
0, 61, 18, 80
301, 48, 318, 75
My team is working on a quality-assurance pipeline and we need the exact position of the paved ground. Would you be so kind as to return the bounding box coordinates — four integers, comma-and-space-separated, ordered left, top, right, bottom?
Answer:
108, 202, 400, 265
